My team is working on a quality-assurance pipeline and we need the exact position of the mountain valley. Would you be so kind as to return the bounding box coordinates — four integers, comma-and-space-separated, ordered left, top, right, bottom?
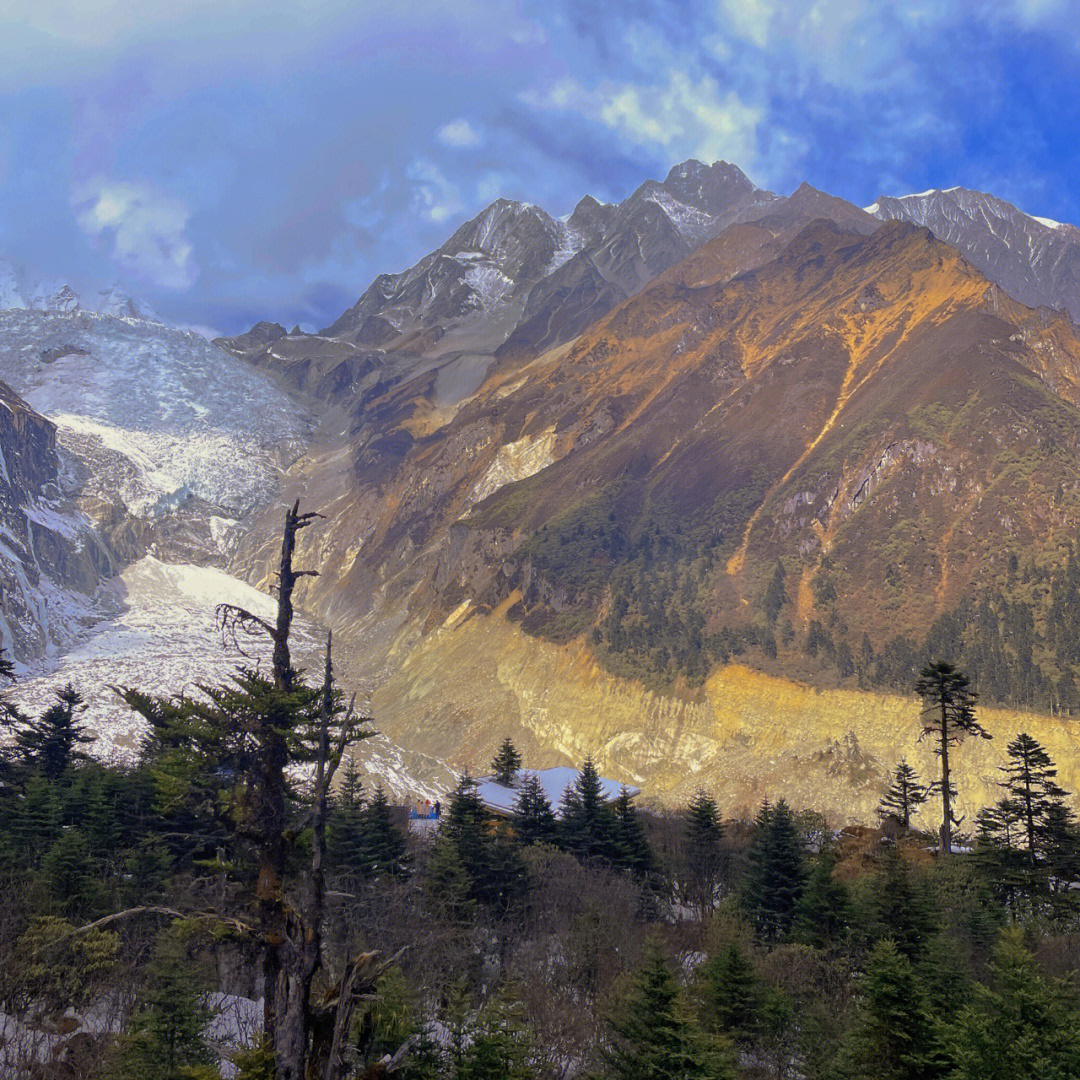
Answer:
6, 161, 1080, 819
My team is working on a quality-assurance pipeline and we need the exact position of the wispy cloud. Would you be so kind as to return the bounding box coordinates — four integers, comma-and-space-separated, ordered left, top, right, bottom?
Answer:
438, 118, 482, 148
73, 178, 197, 289
528, 70, 763, 173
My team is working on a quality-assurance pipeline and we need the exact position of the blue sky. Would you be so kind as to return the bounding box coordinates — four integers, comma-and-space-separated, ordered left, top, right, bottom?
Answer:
1, 0, 1078, 335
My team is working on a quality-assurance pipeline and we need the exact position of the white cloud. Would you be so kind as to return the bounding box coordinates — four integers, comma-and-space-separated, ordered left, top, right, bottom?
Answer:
720, 0, 776, 47
438, 118, 482, 148
406, 159, 464, 223
72, 178, 198, 289
528, 70, 763, 169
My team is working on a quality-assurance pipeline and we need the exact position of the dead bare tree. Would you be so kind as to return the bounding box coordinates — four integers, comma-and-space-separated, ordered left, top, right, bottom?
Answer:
112, 500, 384, 1079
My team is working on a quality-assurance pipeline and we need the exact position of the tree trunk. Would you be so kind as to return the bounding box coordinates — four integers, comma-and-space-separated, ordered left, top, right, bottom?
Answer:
939, 696, 952, 855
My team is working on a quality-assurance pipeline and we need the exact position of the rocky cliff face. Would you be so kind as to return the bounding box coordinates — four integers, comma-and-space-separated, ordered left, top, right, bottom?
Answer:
0, 379, 110, 662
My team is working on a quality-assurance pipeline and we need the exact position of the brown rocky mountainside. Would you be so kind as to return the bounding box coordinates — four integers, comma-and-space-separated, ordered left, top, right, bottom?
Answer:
230, 197, 1080, 819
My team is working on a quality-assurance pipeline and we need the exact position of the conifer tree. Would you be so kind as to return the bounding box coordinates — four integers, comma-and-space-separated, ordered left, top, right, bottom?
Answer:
441, 773, 525, 910
17, 683, 93, 780
740, 799, 806, 942
107, 926, 217, 1080
878, 760, 928, 829
328, 757, 366, 873
120, 502, 376, 1079
612, 787, 652, 877
607, 947, 734, 1080
858, 843, 936, 961
997, 732, 1069, 866
916, 662, 991, 854
833, 939, 940, 1080
793, 844, 849, 949
491, 737, 523, 786
696, 943, 764, 1047
560, 755, 616, 863
359, 784, 408, 878
684, 790, 723, 916
945, 926, 1080, 1079
512, 772, 556, 847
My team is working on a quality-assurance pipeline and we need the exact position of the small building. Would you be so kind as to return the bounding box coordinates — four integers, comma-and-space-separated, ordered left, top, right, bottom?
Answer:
474, 766, 639, 818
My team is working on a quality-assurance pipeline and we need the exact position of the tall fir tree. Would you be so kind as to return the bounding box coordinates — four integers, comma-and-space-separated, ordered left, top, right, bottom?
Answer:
16, 683, 93, 780
997, 732, 1069, 866
945, 926, 1080, 1080
560, 755, 616, 863
740, 799, 806, 942
916, 662, 991, 854
607, 946, 734, 1080
359, 784, 408, 878
684, 790, 723, 916
512, 772, 556, 847
612, 787, 652, 878
695, 943, 764, 1047
878, 760, 928, 829
106, 926, 217, 1080
490, 737, 523, 786
833, 939, 942, 1080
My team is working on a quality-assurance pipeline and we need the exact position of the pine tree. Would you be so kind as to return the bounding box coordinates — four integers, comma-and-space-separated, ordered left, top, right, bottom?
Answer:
607, 946, 734, 1080
793, 844, 849, 948
945, 926, 1080, 1080
878, 760, 928, 829
560, 755, 616, 863
612, 787, 652, 877
916, 662, 991, 854
16, 683, 93, 780
696, 943, 763, 1047
512, 772, 556, 847
455, 994, 535, 1080
833, 939, 941, 1080
441, 773, 525, 910
684, 790, 723, 916
107, 926, 217, 1080
740, 799, 806, 942
858, 843, 936, 961
490, 737, 523, 786
997, 732, 1069, 866
328, 758, 366, 873
359, 784, 408, 878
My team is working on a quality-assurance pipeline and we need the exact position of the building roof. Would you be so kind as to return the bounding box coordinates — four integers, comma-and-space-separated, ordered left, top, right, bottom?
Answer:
475, 766, 639, 817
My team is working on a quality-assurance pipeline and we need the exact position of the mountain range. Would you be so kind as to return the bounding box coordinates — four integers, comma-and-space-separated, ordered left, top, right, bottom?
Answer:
6, 159, 1080, 818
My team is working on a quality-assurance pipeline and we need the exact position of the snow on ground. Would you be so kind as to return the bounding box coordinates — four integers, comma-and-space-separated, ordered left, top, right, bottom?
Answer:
7, 554, 457, 798
7, 555, 319, 757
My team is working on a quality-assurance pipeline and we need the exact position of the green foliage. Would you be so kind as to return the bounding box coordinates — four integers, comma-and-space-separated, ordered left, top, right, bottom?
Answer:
944, 926, 1080, 1080
512, 773, 557, 847
358, 785, 409, 878
878, 759, 929, 829
740, 800, 806, 942
832, 939, 942, 1080
15, 683, 94, 780
13, 915, 120, 1013
560, 756, 618, 864
106, 925, 217, 1080
684, 790, 724, 914
606, 946, 734, 1080
793, 846, 849, 949
232, 1035, 278, 1080
695, 943, 767, 1046
491, 737, 523, 786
